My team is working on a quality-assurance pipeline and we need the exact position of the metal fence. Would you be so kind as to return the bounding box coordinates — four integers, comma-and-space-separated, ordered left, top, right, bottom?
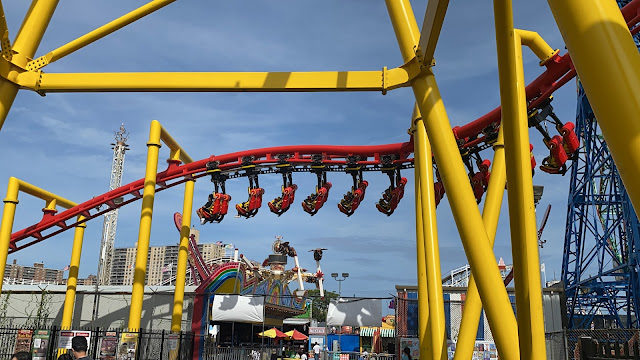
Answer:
0, 326, 197, 360
325, 351, 395, 360
566, 329, 640, 360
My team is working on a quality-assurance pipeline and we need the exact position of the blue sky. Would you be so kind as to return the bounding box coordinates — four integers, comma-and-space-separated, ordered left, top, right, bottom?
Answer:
0, 1, 577, 297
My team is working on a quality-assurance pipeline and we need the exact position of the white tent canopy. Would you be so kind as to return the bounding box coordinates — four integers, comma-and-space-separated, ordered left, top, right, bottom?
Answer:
210, 295, 265, 323
326, 298, 381, 327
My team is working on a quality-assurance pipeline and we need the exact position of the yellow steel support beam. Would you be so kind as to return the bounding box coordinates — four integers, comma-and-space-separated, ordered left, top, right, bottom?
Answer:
0, 0, 57, 132
548, 0, 640, 216
494, 1, 546, 358
27, 0, 176, 71
128, 120, 192, 331
412, 105, 446, 360
384, 0, 519, 358
171, 179, 195, 332
515, 30, 558, 65
418, 0, 450, 65
15, 68, 416, 93
0, 177, 78, 295
453, 128, 506, 360
413, 170, 431, 360
60, 216, 87, 329
0, 1, 8, 49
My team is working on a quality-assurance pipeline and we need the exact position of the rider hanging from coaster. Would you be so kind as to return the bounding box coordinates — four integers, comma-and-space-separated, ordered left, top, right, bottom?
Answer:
197, 162, 232, 224
376, 154, 408, 216
268, 155, 298, 216
302, 154, 332, 216
528, 96, 579, 175
338, 155, 368, 217
236, 156, 265, 218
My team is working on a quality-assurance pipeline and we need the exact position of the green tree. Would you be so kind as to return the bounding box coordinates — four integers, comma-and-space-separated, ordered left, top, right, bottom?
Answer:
307, 289, 338, 323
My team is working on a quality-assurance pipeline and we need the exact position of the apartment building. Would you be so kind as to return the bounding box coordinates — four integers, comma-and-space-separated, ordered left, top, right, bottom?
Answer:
4, 260, 64, 284
109, 227, 227, 286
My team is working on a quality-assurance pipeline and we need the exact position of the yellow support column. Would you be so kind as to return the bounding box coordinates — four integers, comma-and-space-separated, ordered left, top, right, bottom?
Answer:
413, 106, 446, 360
453, 129, 506, 360
128, 122, 162, 330
494, 1, 546, 358
548, 0, 640, 214
0, 178, 19, 293
411, 106, 432, 360
60, 216, 87, 329
0, 0, 58, 131
171, 179, 195, 332
0, 177, 77, 294
384, 1, 519, 358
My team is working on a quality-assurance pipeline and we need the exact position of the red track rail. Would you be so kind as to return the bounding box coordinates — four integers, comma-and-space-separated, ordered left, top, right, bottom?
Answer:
453, 0, 640, 142
8, 142, 413, 253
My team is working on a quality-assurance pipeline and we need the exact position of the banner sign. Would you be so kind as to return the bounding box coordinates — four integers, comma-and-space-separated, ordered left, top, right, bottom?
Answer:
15, 329, 33, 353
117, 332, 138, 360
309, 327, 326, 335
99, 331, 118, 360
31, 330, 51, 360
58, 330, 91, 350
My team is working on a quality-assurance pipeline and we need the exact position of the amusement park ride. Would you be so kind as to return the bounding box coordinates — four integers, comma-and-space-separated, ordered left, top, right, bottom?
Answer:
0, 0, 639, 360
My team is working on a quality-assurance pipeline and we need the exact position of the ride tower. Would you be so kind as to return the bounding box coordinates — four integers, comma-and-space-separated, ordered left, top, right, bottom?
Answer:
97, 125, 130, 285
562, 0, 640, 329
563, 84, 640, 328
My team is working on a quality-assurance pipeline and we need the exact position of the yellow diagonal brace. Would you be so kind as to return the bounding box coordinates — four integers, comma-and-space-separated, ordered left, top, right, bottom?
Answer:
27, 0, 176, 71
418, 0, 450, 65
0, 0, 57, 132
454, 128, 506, 360
0, 1, 9, 54
16, 68, 414, 93
549, 0, 640, 216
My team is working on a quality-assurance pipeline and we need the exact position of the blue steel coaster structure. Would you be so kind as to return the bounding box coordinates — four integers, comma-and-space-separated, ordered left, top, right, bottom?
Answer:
563, 83, 640, 329
562, 0, 640, 330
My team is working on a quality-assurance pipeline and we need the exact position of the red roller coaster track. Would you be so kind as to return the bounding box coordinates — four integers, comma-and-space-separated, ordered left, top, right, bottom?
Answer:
8, 142, 413, 252
8, 0, 640, 253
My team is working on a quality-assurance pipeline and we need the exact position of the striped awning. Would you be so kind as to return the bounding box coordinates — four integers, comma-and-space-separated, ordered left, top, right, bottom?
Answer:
359, 327, 395, 337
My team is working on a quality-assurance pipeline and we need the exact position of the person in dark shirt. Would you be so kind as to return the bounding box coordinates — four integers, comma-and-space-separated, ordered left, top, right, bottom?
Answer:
11, 352, 31, 360
71, 336, 93, 360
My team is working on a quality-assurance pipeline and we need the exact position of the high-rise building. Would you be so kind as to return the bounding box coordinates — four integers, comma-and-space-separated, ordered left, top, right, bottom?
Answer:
4, 260, 64, 284
109, 227, 226, 286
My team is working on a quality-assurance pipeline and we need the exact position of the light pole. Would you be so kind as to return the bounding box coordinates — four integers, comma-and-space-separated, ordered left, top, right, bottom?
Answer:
331, 272, 349, 297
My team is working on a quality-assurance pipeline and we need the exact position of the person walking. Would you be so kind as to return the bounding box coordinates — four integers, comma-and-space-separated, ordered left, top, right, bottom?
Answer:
312, 343, 321, 360
71, 336, 93, 360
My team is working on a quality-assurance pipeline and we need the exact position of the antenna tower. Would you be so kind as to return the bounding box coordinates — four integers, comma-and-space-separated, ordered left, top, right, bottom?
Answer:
97, 124, 130, 285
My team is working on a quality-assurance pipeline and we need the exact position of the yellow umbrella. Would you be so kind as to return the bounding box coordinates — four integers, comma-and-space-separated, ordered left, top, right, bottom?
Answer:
258, 328, 287, 339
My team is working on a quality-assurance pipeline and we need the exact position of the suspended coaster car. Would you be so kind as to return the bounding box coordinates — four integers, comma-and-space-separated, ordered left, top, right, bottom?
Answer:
527, 97, 580, 175
338, 157, 369, 217
235, 157, 266, 218
198, 165, 232, 224
268, 157, 298, 216
471, 159, 491, 204
302, 155, 332, 216
376, 156, 408, 216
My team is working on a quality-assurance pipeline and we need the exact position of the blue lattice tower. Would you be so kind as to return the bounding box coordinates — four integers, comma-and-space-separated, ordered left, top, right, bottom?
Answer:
562, 83, 640, 329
